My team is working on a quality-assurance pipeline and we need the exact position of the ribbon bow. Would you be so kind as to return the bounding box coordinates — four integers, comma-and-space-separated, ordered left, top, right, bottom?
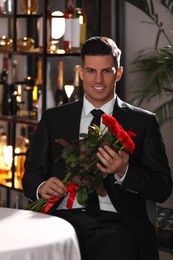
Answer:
43, 183, 79, 213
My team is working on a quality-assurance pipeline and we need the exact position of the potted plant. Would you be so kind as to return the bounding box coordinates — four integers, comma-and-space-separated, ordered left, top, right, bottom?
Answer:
125, 0, 173, 125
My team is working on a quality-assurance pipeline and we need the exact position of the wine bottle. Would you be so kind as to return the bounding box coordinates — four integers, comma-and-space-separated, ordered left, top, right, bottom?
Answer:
55, 61, 68, 106
72, 0, 87, 52
37, 62, 55, 121
35, 59, 42, 86
0, 0, 5, 13
71, 64, 83, 101
0, 125, 9, 175
0, 54, 8, 114
5, 0, 13, 13
1, 56, 17, 115
15, 126, 29, 180
46, 62, 55, 109
1, 55, 11, 115
32, 59, 42, 119
46, 5, 52, 50
0, 125, 7, 163
0, 54, 9, 83
31, 85, 38, 119
22, 0, 38, 15
63, 0, 75, 52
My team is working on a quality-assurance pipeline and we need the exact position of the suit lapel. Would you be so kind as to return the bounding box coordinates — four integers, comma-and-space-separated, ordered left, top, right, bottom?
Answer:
112, 96, 129, 128
64, 100, 83, 141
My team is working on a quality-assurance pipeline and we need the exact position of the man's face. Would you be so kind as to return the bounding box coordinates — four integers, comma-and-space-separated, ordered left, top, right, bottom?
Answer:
79, 55, 123, 107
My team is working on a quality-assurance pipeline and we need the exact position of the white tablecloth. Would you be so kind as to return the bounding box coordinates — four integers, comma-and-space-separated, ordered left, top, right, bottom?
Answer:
0, 208, 81, 260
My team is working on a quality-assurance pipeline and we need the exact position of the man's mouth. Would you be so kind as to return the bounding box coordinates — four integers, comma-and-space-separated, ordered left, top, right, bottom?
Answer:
93, 86, 105, 90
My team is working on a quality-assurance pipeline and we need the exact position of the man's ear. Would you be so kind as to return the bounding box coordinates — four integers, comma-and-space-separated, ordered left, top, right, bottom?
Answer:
78, 65, 84, 81
115, 66, 123, 82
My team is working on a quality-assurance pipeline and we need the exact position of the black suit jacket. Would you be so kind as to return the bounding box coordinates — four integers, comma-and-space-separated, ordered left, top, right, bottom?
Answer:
23, 97, 172, 260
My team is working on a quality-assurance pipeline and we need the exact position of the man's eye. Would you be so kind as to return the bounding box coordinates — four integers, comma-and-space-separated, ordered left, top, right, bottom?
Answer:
86, 68, 95, 73
103, 68, 112, 73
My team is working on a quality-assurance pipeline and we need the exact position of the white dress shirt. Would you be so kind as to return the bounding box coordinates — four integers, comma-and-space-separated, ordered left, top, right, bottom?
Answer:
57, 94, 127, 212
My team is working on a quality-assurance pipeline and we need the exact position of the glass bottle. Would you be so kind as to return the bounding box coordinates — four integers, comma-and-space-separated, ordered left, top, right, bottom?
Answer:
55, 61, 68, 106
1, 56, 17, 115
22, 0, 38, 15
0, 54, 8, 114
0, 0, 5, 13
31, 85, 38, 119
72, 0, 87, 52
15, 126, 29, 180
63, 0, 74, 52
0, 125, 8, 174
35, 59, 42, 86
71, 64, 83, 101
5, 0, 13, 13
37, 62, 54, 121
1, 54, 9, 83
32, 59, 42, 119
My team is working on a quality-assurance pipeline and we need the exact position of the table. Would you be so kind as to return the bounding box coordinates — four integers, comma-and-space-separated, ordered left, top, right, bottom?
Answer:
0, 208, 81, 260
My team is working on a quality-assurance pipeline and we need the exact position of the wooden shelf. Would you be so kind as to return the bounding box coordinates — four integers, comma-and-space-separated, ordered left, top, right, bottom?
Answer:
0, 115, 38, 127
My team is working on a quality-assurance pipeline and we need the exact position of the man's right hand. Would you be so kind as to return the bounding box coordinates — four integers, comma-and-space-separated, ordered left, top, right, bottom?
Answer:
38, 177, 67, 200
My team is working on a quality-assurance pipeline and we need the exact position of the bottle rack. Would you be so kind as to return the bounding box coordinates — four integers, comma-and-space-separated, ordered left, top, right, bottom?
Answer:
0, 0, 86, 207
0, 0, 122, 207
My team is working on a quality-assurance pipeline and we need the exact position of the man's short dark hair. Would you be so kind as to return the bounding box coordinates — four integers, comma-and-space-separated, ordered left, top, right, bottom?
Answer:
80, 36, 121, 69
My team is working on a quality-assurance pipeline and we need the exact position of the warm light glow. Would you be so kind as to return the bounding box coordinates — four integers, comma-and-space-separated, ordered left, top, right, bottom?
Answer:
64, 85, 74, 98
51, 11, 65, 40
15, 147, 21, 154
3, 145, 13, 167
16, 84, 22, 103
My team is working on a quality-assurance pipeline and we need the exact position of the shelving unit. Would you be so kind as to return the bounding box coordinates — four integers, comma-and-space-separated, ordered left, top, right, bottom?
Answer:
0, 114, 38, 206
0, 0, 57, 206
0, 0, 88, 207
0, 0, 123, 207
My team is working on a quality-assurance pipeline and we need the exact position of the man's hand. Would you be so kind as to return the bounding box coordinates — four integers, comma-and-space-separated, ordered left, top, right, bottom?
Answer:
38, 177, 67, 200
96, 145, 129, 177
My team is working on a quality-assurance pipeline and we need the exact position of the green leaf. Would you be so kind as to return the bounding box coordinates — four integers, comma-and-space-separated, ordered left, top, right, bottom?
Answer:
66, 154, 79, 163
125, 0, 153, 17
129, 46, 173, 124
77, 190, 88, 205
125, 0, 172, 46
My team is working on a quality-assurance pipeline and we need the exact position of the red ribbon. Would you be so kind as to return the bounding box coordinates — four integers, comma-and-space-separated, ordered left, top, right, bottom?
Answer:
66, 183, 79, 209
43, 183, 79, 213
43, 197, 60, 213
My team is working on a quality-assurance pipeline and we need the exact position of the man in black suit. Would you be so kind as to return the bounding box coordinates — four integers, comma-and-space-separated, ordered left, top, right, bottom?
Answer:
22, 36, 172, 260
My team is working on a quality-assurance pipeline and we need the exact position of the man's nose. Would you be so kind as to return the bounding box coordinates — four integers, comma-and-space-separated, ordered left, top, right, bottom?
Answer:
95, 72, 103, 83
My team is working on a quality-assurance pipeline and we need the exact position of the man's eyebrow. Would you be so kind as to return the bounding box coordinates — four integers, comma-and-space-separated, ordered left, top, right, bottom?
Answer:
85, 66, 95, 69
100, 67, 116, 73
85, 66, 114, 70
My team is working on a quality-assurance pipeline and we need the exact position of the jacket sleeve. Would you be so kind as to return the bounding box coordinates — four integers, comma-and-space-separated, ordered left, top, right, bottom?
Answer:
120, 114, 172, 203
22, 112, 51, 202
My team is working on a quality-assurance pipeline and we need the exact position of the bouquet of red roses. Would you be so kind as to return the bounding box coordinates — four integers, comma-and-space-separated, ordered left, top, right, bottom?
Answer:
26, 114, 136, 213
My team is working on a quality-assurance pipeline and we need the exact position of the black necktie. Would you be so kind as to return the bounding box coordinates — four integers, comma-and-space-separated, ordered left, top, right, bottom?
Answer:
90, 109, 104, 128
85, 109, 104, 214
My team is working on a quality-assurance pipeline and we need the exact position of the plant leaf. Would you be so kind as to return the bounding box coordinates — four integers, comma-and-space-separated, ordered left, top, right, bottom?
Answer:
129, 46, 173, 124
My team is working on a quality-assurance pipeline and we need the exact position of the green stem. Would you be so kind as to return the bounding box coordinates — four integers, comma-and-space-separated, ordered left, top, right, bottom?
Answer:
101, 126, 108, 135
62, 171, 72, 185
26, 198, 47, 211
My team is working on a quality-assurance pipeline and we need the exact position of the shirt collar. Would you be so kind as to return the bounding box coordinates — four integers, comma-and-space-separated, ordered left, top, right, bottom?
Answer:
83, 94, 116, 116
